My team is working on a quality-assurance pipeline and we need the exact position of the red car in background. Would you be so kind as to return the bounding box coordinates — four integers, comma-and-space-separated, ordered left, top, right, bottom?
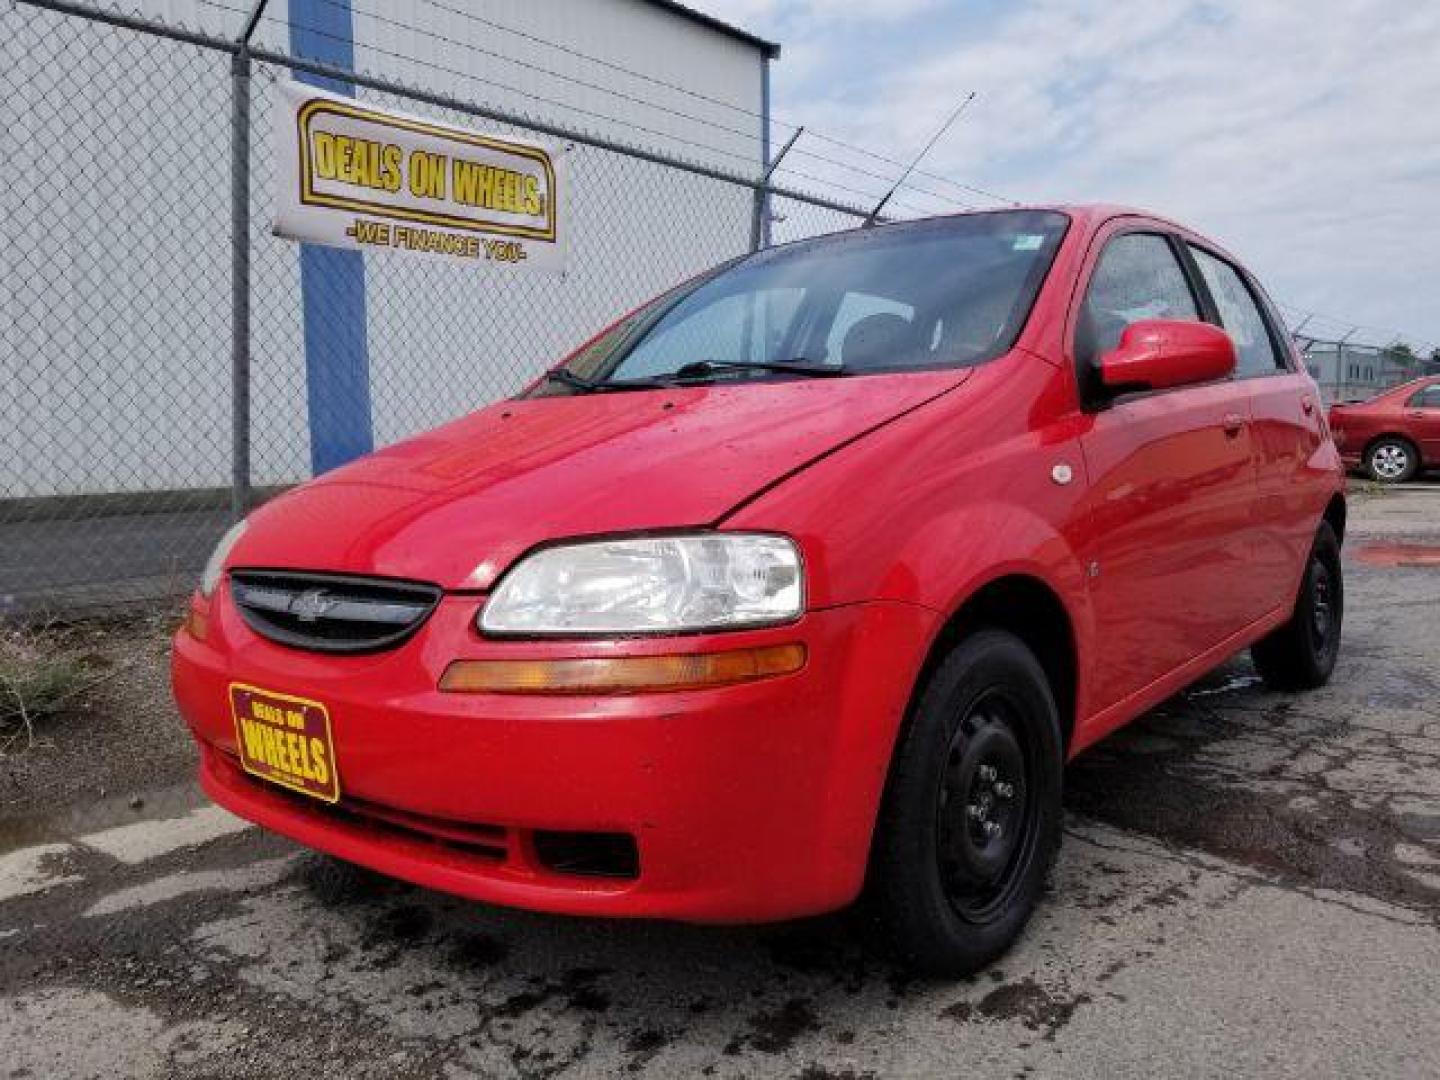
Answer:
173, 205, 1346, 975
1328, 376, 1440, 482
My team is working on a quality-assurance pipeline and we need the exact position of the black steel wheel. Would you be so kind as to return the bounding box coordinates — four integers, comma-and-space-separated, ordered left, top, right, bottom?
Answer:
1307, 556, 1339, 667
1253, 520, 1343, 689
936, 690, 1042, 923
871, 630, 1063, 976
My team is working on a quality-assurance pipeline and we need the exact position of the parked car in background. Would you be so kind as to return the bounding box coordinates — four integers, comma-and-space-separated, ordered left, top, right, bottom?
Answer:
1328, 376, 1440, 482
173, 205, 1347, 976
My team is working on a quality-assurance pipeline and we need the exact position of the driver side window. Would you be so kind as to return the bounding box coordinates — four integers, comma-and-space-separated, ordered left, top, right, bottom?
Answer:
1078, 233, 1199, 366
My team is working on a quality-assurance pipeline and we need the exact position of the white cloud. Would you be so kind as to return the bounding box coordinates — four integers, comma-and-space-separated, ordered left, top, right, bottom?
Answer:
700, 0, 1440, 347
707, 0, 943, 24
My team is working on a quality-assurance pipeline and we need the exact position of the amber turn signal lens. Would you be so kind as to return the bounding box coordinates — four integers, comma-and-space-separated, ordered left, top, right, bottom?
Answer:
439, 643, 807, 694
183, 606, 209, 642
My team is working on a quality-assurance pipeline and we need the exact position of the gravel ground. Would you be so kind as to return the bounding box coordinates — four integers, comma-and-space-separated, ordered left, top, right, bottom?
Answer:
1, 605, 192, 826
1, 487, 1437, 1079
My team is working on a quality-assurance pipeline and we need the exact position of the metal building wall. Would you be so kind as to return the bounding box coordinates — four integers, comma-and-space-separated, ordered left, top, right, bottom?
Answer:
3, 0, 767, 497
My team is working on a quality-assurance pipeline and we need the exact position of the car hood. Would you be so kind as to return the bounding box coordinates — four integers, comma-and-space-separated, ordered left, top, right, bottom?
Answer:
234, 370, 968, 590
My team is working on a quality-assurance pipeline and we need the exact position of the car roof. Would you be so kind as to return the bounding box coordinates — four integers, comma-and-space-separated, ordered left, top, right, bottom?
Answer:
743, 203, 1250, 288
1016, 204, 1242, 258
867, 203, 1243, 262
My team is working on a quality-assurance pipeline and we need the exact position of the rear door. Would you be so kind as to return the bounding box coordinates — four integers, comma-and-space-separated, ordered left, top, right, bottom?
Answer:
1073, 226, 1260, 715
1405, 383, 1440, 463
1184, 243, 1321, 613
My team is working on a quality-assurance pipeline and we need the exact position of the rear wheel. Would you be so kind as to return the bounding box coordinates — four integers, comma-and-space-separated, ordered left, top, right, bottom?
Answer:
1252, 521, 1343, 690
870, 630, 1062, 976
1365, 437, 1418, 483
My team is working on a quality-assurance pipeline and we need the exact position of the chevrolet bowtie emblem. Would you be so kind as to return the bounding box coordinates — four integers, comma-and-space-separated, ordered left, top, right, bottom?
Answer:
290, 588, 337, 622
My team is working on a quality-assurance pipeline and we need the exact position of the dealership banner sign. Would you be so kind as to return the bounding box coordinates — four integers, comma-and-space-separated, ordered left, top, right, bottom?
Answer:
275, 83, 568, 272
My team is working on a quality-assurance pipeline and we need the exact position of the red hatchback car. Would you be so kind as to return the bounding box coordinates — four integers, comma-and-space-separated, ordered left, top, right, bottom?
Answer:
1328, 376, 1440, 483
174, 205, 1346, 974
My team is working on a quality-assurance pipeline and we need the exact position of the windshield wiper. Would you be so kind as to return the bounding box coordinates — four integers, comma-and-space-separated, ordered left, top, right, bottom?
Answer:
666, 359, 846, 381
544, 368, 598, 392
544, 369, 656, 394
548, 359, 843, 394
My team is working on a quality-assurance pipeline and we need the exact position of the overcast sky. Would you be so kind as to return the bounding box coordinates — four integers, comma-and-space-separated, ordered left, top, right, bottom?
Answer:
699, 0, 1440, 350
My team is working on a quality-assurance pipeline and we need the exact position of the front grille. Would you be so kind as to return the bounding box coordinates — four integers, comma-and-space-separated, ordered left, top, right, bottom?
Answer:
230, 570, 442, 653
339, 794, 510, 862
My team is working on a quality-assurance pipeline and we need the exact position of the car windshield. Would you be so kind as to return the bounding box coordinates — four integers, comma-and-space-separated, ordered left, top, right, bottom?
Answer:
542, 210, 1069, 391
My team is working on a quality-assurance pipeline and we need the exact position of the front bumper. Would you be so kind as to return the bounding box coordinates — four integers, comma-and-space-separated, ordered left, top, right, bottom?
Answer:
173, 587, 938, 923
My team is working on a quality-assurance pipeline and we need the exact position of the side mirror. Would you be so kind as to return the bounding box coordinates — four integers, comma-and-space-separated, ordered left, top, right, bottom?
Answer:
1097, 319, 1237, 394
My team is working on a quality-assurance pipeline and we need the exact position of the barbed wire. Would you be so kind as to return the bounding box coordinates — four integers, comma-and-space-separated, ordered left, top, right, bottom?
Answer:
248, 9, 779, 176
301, 0, 777, 150
1275, 302, 1436, 355
131, 0, 1440, 357
271, 0, 996, 213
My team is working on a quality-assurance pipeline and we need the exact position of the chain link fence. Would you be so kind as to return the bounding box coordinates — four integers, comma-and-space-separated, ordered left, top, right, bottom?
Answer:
1296, 337, 1437, 405
0, 0, 873, 617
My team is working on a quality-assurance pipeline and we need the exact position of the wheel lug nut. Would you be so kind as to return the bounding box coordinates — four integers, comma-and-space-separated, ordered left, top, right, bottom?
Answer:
978, 765, 997, 782
994, 782, 1013, 798
983, 821, 1002, 838
967, 803, 986, 820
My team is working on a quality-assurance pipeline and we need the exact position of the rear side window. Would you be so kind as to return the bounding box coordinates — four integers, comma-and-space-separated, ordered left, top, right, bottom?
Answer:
1189, 247, 1284, 378
1410, 385, 1440, 408
1078, 233, 1198, 365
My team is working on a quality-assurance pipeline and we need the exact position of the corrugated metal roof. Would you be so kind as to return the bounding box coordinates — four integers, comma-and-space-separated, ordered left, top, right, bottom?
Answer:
638, 0, 781, 58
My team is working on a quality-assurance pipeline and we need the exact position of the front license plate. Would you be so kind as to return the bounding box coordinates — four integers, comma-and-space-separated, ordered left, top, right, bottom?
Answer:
230, 683, 341, 803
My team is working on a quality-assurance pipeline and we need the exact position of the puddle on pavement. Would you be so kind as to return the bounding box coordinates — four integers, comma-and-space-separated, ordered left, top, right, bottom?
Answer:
0, 780, 204, 854
1353, 541, 1440, 567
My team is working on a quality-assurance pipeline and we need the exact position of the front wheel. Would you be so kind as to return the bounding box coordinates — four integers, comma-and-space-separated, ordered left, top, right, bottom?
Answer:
870, 630, 1063, 976
1252, 521, 1343, 689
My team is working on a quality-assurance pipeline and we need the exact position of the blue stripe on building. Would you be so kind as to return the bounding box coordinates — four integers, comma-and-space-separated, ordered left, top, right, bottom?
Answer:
760, 57, 772, 248
290, 0, 373, 475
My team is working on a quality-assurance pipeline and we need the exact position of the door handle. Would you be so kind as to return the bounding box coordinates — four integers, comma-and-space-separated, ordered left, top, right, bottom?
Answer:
1222, 413, 1246, 437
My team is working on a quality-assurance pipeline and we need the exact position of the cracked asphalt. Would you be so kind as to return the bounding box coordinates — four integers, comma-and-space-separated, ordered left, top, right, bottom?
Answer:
3, 487, 1438, 1079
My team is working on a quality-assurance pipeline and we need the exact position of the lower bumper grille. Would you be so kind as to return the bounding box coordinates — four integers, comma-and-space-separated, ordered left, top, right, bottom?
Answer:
218, 751, 639, 881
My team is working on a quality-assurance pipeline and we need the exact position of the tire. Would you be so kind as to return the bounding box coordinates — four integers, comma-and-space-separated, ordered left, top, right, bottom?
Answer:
870, 629, 1063, 976
1252, 521, 1343, 690
1365, 437, 1419, 483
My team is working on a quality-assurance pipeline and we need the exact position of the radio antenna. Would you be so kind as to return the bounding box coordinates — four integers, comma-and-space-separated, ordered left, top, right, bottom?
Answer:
863, 92, 976, 227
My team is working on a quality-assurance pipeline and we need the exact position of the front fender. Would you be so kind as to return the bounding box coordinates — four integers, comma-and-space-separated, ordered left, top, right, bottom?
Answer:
724, 353, 1097, 729
890, 502, 1097, 733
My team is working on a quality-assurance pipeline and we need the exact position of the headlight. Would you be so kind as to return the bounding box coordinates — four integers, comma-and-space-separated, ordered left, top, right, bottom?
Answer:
200, 520, 248, 597
480, 534, 804, 635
